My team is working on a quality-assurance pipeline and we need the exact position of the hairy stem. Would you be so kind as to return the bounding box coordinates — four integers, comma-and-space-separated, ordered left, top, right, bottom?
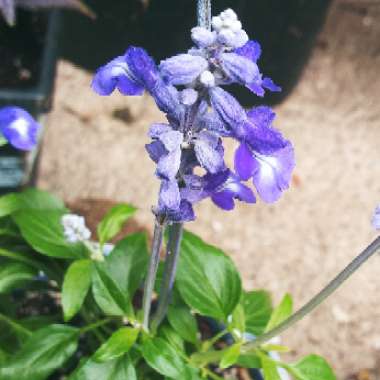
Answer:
151, 223, 184, 331
142, 221, 165, 331
242, 236, 380, 352
197, 0, 211, 29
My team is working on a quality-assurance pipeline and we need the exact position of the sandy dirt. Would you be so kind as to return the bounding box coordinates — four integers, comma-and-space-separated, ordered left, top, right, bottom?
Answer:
37, 0, 380, 378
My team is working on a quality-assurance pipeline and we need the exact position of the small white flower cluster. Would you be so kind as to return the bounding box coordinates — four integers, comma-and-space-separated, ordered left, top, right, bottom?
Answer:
212, 8, 248, 48
61, 214, 91, 243
190, 9, 248, 90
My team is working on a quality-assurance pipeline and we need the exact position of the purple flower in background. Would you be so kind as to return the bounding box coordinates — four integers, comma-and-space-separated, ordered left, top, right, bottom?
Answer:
0, 106, 40, 151
92, 7, 295, 222
372, 205, 380, 231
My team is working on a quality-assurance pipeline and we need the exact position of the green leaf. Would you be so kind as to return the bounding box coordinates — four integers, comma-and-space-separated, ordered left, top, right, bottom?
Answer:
62, 259, 93, 321
0, 217, 19, 237
243, 290, 273, 335
260, 354, 281, 380
236, 352, 261, 368
12, 209, 85, 259
92, 233, 148, 317
220, 343, 242, 369
142, 337, 186, 379
0, 324, 78, 380
229, 303, 245, 336
0, 262, 37, 293
167, 304, 198, 344
175, 231, 242, 321
0, 189, 65, 218
289, 355, 337, 380
94, 327, 139, 362
97, 204, 137, 246
92, 264, 131, 317
0, 135, 7, 147
70, 354, 137, 380
265, 294, 292, 332
158, 325, 185, 353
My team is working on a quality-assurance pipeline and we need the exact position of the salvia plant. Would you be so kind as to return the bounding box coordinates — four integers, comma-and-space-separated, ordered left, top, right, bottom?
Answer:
0, 0, 94, 26
0, 1, 379, 379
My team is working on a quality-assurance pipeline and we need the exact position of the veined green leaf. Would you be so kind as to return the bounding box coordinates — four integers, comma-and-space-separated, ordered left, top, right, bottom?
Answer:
97, 204, 137, 246
265, 294, 293, 332
62, 259, 93, 321
176, 231, 242, 321
94, 327, 139, 362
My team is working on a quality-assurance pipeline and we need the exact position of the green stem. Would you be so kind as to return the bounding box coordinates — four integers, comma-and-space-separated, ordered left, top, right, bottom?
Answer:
142, 221, 165, 331
242, 236, 380, 352
151, 222, 183, 331
0, 313, 31, 337
80, 318, 112, 334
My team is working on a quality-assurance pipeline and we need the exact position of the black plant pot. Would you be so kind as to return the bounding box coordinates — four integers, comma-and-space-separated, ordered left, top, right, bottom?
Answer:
0, 10, 61, 194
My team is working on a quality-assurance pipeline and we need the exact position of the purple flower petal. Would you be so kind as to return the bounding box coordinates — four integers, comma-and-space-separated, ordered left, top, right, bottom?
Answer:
194, 131, 225, 174
150, 80, 184, 121
159, 130, 183, 152
220, 53, 260, 85
0, 106, 40, 151
234, 40, 262, 63
91, 56, 144, 96
262, 77, 281, 92
223, 174, 256, 204
252, 144, 295, 203
372, 205, 380, 231
198, 111, 232, 137
209, 87, 247, 138
125, 46, 159, 91
168, 200, 195, 222
148, 123, 172, 138
159, 54, 208, 85
244, 119, 289, 155
145, 141, 166, 163
157, 148, 181, 180
247, 106, 276, 129
211, 191, 235, 210
247, 82, 265, 97
234, 142, 255, 181
159, 180, 181, 211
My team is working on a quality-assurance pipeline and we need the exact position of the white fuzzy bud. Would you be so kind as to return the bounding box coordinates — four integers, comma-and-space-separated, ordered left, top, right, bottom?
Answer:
61, 214, 91, 243
191, 26, 216, 48
231, 29, 249, 48
217, 28, 236, 46
230, 20, 242, 32
211, 16, 223, 31
222, 8, 238, 21
180, 88, 198, 106
199, 70, 215, 87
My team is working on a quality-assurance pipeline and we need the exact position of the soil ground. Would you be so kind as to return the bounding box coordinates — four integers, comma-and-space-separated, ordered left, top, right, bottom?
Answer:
37, 0, 380, 378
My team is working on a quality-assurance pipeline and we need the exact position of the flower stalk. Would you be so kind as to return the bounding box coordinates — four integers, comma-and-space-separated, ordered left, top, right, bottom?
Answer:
197, 0, 211, 29
151, 222, 184, 331
242, 235, 380, 352
142, 220, 165, 331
